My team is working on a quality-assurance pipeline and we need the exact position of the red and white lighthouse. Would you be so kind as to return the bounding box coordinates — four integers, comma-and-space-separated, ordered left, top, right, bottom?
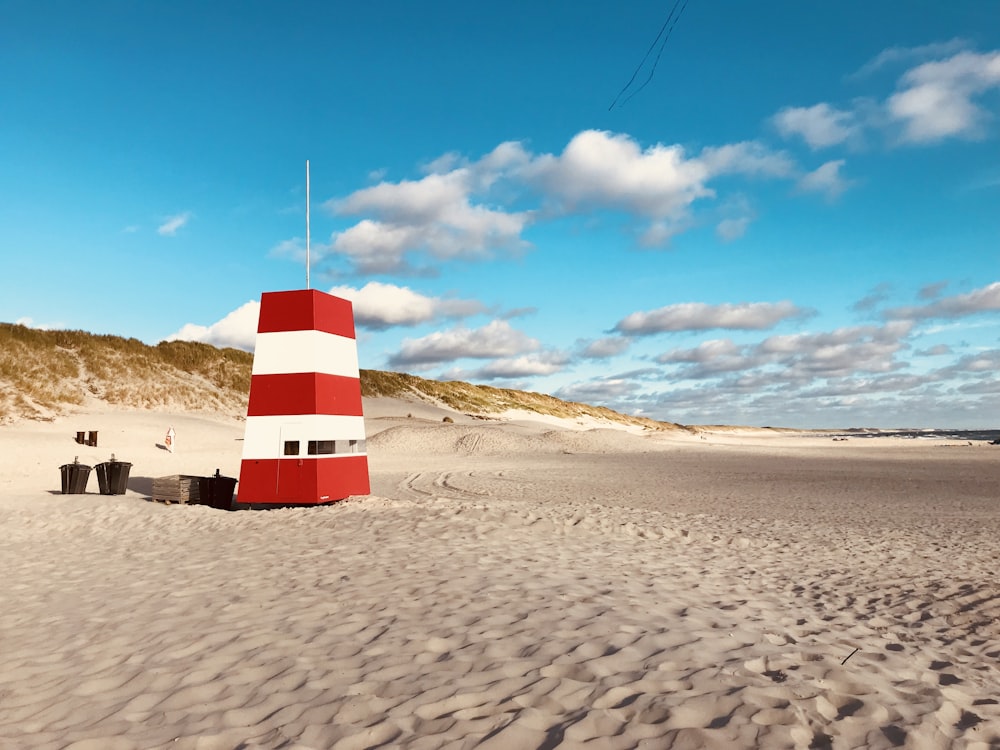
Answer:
237, 288, 370, 505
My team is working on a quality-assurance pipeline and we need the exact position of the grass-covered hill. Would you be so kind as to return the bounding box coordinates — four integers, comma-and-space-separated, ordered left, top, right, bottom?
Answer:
0, 322, 684, 431
0, 323, 252, 421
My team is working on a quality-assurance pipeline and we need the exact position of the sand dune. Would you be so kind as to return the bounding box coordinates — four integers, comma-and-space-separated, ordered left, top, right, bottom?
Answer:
1, 402, 998, 748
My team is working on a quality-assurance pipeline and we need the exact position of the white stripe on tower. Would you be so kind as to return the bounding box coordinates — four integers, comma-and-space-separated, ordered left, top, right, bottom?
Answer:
252, 330, 360, 377
241, 415, 366, 459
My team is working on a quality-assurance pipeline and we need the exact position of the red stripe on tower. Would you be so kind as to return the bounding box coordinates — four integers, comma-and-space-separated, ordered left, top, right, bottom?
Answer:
256, 289, 356, 337
247, 373, 364, 417
237, 289, 370, 505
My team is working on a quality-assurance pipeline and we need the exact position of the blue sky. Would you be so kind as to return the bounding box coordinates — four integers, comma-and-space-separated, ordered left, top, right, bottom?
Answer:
2, 1, 998, 428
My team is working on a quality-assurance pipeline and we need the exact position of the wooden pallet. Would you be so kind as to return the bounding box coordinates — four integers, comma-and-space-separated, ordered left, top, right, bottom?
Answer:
151, 475, 202, 505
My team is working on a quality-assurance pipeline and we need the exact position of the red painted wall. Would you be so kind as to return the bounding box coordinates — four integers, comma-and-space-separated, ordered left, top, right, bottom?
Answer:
246, 373, 364, 417
256, 289, 356, 338
238, 456, 371, 504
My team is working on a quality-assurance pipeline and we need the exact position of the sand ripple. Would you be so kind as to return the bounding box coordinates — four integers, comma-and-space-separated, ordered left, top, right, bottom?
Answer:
2, 484, 999, 748
2, 414, 999, 748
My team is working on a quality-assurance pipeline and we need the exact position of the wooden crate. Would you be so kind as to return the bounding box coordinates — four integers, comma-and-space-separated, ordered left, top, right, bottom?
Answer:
152, 475, 202, 504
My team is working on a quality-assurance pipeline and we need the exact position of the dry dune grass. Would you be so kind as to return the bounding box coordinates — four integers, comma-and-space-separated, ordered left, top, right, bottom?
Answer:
0, 324, 253, 421
0, 323, 684, 433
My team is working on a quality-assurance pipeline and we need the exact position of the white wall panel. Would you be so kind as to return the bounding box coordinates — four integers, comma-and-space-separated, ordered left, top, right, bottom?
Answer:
252, 330, 360, 377
241, 414, 367, 459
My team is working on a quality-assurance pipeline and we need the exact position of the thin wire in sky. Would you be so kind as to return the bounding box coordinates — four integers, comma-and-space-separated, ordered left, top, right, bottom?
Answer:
608, 0, 691, 111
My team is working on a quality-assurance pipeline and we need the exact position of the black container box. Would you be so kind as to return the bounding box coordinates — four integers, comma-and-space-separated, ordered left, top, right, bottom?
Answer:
198, 469, 237, 510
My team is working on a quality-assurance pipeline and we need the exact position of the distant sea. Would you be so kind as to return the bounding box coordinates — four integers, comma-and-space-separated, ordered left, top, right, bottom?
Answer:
828, 429, 1000, 443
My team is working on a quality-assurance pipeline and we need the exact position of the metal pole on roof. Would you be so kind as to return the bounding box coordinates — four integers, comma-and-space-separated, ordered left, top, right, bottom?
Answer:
306, 159, 311, 289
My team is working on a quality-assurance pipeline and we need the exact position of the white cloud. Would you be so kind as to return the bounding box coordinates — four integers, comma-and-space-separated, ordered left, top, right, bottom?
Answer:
524, 132, 791, 223
472, 352, 569, 380
615, 301, 807, 334
338, 171, 472, 224
327, 282, 485, 330
887, 281, 1000, 320
330, 220, 426, 275
164, 300, 260, 351
157, 212, 192, 237
561, 318, 995, 428
329, 162, 532, 275
915, 344, 952, 356
768, 45, 1000, 151
269, 237, 309, 263
698, 141, 795, 177
771, 103, 859, 149
579, 336, 632, 359
888, 50, 1000, 142
655, 338, 751, 376
638, 220, 685, 247
523, 129, 713, 219
714, 195, 755, 242
524, 133, 791, 248
581, 322, 925, 425
918, 281, 949, 300
852, 38, 970, 78
852, 283, 893, 313
920, 319, 998, 336
556, 378, 645, 404
755, 322, 912, 378
413, 142, 532, 188
797, 159, 851, 199
656, 338, 742, 363
478, 140, 534, 173
388, 320, 540, 369
716, 216, 751, 241
320, 131, 804, 270
937, 349, 1000, 376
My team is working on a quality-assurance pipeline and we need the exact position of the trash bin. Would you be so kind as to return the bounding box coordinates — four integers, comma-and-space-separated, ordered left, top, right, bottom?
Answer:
60, 458, 92, 494
198, 469, 237, 510
95, 454, 132, 495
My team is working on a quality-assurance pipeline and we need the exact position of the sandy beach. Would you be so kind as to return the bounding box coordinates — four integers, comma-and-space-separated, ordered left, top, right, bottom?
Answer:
1, 402, 998, 749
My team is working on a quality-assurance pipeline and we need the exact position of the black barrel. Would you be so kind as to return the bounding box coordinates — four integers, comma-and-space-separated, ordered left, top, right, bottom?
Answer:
95, 455, 132, 495
60, 459, 92, 494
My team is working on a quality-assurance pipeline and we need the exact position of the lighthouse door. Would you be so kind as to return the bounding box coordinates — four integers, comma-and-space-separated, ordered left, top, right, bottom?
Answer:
277, 423, 303, 500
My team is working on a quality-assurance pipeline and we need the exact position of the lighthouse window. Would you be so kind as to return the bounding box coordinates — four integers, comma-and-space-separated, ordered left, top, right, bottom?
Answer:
308, 440, 335, 455
283, 441, 300, 456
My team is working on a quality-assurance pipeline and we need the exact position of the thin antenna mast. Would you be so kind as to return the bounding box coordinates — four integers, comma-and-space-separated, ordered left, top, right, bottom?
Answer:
305, 159, 311, 289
